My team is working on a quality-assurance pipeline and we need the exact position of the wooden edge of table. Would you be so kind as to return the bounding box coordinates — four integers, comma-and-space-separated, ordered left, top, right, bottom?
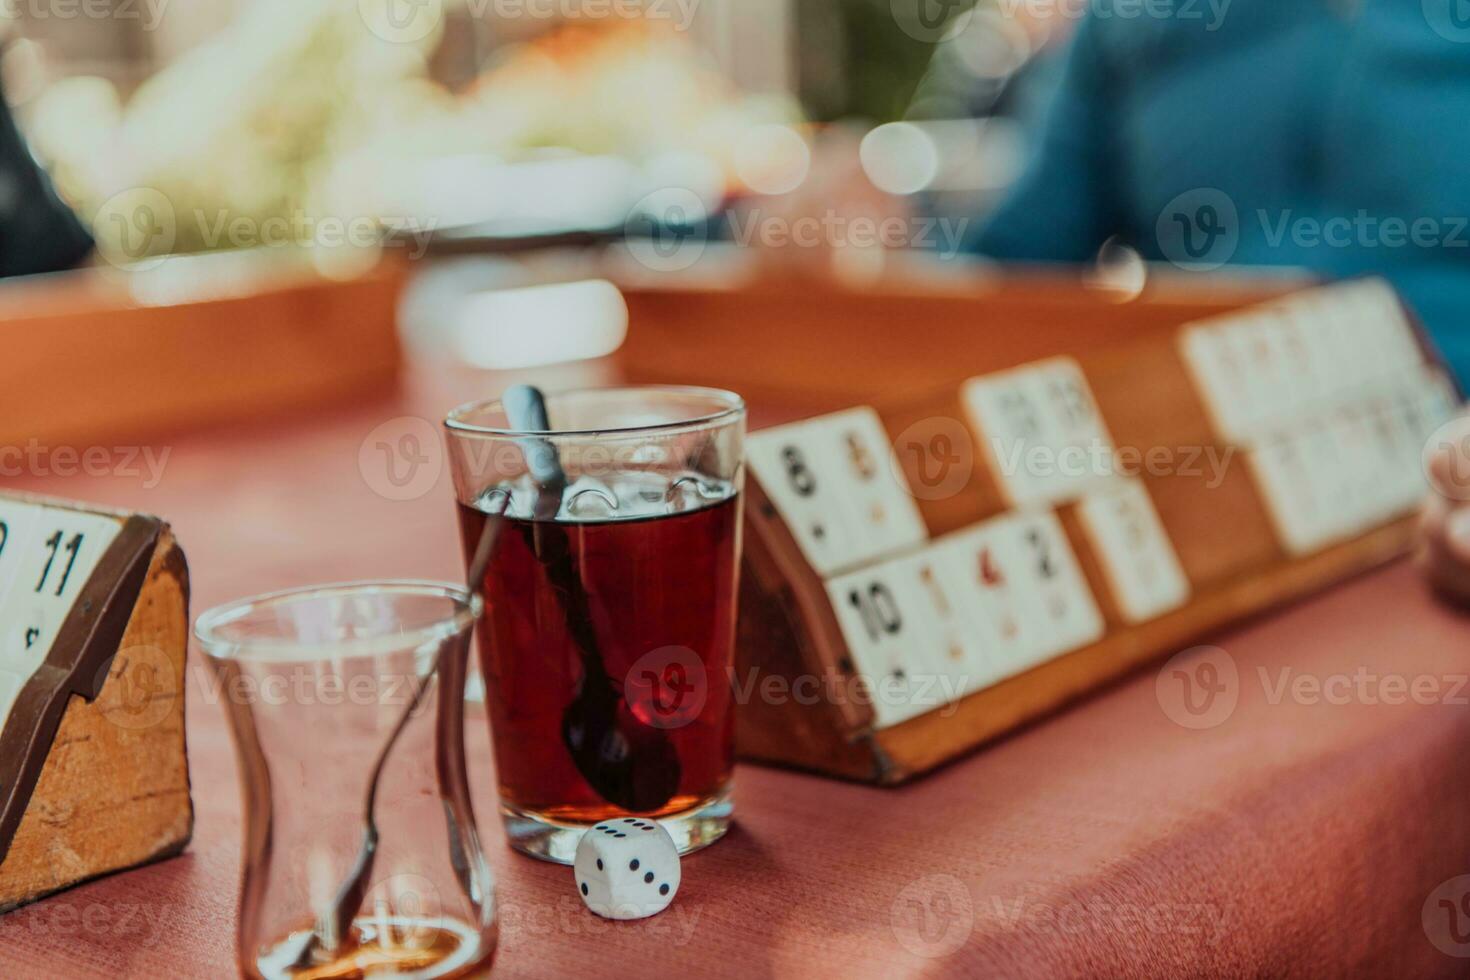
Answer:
0, 254, 408, 447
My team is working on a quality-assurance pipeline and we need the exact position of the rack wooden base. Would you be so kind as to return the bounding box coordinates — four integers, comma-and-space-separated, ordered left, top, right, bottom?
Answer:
661, 272, 1459, 784
738, 516, 1415, 784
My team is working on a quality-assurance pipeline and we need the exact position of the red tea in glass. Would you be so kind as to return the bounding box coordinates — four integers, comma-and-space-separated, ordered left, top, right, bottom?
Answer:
445, 388, 745, 863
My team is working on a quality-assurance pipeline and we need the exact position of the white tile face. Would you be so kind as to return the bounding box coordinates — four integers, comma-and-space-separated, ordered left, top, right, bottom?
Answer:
1181, 323, 1253, 442
0, 502, 123, 733
1247, 379, 1441, 556
1347, 279, 1420, 375
749, 408, 926, 577
1366, 397, 1423, 514
962, 370, 1051, 504
890, 551, 995, 701
1248, 436, 1325, 555
0, 499, 41, 602
942, 520, 1063, 677
1076, 481, 1191, 624
938, 513, 1103, 680
1001, 511, 1105, 659
747, 421, 856, 576
962, 358, 1114, 507
1182, 280, 1433, 450
1273, 313, 1323, 412
826, 561, 943, 729
1234, 317, 1294, 426
825, 410, 930, 562
1301, 421, 1358, 543
1282, 298, 1350, 409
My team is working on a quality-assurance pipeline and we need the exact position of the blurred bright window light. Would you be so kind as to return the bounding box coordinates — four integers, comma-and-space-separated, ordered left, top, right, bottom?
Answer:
733, 124, 812, 196
642, 151, 727, 213
956, 10, 1033, 80
452, 279, 629, 370
860, 123, 941, 196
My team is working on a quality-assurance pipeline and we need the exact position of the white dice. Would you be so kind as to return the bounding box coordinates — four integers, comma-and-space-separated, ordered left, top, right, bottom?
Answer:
573, 818, 682, 920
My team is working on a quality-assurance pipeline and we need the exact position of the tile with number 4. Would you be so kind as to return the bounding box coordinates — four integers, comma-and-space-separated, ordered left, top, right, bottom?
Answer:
889, 551, 993, 702
934, 522, 1047, 682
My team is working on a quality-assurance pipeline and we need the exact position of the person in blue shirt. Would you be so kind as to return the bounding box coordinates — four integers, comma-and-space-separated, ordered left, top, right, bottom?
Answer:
972, 0, 1470, 381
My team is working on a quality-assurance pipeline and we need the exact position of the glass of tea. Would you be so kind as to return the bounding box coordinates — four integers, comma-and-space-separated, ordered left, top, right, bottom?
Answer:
444, 386, 746, 863
195, 582, 497, 980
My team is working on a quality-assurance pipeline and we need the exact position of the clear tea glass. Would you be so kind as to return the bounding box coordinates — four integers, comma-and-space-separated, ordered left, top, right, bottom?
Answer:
195, 582, 497, 980
444, 386, 745, 863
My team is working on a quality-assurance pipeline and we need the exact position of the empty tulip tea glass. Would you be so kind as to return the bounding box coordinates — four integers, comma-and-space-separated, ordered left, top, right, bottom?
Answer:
195, 581, 497, 980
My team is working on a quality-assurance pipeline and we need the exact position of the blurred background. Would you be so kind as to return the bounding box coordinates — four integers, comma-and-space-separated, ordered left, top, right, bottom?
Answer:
5, 0, 1465, 380
11, 0, 1041, 229
0, 0, 1092, 374
4, 0, 1045, 295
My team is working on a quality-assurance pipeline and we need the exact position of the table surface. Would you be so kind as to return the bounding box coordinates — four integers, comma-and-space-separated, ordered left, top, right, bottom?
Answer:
2, 355, 1469, 980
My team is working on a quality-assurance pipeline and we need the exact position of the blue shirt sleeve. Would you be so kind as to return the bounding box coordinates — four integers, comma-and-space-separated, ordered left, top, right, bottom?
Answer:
969, 17, 1119, 264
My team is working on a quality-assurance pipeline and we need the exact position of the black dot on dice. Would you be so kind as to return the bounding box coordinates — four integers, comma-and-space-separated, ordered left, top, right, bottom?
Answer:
580, 883, 588, 896
596, 859, 603, 870
644, 872, 654, 883
660, 884, 670, 896
630, 859, 640, 871
616, 833, 626, 838
624, 818, 637, 823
